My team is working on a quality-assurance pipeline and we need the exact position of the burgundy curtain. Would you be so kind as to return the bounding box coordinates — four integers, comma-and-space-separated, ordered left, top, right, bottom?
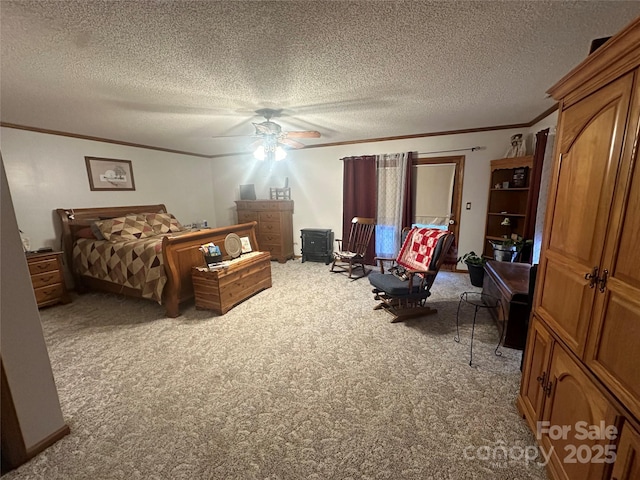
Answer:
342, 155, 377, 264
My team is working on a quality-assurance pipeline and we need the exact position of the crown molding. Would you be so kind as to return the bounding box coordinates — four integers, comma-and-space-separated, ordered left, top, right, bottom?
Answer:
1, 105, 559, 159
0, 122, 212, 159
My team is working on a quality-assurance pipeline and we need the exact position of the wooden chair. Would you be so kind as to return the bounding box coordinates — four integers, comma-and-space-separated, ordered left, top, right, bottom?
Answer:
369, 228, 454, 322
330, 217, 376, 279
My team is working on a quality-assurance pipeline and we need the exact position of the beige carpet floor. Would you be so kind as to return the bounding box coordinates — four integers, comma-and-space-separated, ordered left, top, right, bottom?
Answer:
6, 260, 547, 480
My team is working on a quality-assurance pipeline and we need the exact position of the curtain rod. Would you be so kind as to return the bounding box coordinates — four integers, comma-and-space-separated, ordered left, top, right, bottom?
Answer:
417, 146, 484, 155
339, 146, 484, 160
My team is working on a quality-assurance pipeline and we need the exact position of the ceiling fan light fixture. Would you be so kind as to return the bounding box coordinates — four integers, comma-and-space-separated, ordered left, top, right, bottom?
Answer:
244, 109, 318, 161
253, 144, 286, 162
253, 145, 266, 161
275, 146, 286, 161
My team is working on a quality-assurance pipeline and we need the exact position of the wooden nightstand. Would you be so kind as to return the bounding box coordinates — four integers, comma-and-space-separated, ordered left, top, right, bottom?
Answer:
26, 251, 71, 308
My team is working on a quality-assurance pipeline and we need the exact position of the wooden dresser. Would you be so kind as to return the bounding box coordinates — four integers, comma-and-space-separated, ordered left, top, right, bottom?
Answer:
26, 251, 71, 308
235, 200, 294, 263
517, 17, 640, 480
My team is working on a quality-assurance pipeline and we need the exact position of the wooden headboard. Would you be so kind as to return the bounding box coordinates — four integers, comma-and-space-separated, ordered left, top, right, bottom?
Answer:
55, 204, 168, 269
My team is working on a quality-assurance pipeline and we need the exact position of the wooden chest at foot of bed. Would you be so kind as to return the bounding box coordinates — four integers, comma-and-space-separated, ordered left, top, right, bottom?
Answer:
191, 251, 272, 315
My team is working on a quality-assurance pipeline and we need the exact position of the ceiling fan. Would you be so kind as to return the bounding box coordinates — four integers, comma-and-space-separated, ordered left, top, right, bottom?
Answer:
248, 108, 321, 161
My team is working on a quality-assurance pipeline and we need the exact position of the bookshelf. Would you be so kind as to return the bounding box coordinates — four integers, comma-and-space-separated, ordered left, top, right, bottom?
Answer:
483, 156, 535, 259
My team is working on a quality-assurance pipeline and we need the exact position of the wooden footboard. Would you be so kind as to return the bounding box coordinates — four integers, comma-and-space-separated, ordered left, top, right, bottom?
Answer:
56, 205, 261, 317
162, 222, 260, 317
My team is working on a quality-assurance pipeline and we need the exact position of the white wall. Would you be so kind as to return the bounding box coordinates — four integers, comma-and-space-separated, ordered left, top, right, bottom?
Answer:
211, 128, 531, 266
1, 128, 217, 251
1, 157, 67, 449
2, 121, 560, 272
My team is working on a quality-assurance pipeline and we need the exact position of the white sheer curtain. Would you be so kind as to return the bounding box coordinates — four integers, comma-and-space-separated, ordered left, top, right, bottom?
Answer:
376, 152, 409, 258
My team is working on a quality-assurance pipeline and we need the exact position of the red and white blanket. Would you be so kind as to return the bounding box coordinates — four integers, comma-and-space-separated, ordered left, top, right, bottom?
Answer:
396, 227, 448, 271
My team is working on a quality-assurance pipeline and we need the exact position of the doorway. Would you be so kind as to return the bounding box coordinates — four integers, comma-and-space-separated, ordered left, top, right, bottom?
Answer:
412, 155, 464, 270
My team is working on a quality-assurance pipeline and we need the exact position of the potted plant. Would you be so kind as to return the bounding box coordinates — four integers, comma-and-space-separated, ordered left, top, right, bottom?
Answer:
458, 251, 487, 287
490, 236, 533, 262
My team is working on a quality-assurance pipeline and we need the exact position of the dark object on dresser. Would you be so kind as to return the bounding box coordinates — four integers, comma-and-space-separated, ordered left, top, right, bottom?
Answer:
301, 229, 334, 264
482, 260, 531, 350
26, 251, 71, 308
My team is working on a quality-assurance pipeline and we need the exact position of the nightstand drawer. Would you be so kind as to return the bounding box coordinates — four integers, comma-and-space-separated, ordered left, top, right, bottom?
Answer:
28, 257, 59, 275
34, 283, 64, 305
31, 270, 63, 288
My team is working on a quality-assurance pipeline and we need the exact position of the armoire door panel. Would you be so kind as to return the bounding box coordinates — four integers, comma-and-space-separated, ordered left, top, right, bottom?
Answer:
586, 289, 640, 421
611, 422, 640, 480
541, 345, 617, 480
586, 112, 640, 422
537, 254, 595, 355
608, 133, 640, 292
537, 74, 633, 360
519, 315, 554, 428
548, 74, 633, 267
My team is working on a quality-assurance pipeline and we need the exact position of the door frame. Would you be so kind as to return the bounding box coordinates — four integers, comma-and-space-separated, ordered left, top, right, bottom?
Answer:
413, 155, 464, 270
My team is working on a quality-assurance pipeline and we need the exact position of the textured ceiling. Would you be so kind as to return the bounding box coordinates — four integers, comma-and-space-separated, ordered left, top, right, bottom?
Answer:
1, 1, 639, 157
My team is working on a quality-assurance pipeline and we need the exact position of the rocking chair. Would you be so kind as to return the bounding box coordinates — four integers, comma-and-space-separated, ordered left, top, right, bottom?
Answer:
330, 217, 376, 279
369, 227, 454, 322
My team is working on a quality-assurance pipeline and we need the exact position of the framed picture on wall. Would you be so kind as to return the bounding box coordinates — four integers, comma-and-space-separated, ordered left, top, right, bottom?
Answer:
85, 156, 136, 191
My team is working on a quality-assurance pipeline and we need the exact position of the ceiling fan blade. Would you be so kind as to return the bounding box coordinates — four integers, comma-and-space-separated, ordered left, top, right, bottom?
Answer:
285, 130, 321, 138
279, 138, 305, 149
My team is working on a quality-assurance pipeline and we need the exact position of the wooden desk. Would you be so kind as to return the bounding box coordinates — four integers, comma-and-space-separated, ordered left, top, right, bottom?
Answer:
482, 260, 531, 350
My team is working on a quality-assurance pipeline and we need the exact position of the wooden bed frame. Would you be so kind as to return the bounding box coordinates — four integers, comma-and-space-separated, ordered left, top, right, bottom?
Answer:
56, 204, 261, 317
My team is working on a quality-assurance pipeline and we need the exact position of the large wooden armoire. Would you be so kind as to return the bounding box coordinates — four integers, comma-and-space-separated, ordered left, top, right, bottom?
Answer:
517, 17, 640, 480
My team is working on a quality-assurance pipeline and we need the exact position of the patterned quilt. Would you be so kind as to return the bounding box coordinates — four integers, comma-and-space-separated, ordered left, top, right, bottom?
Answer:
73, 236, 166, 302
396, 227, 448, 271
